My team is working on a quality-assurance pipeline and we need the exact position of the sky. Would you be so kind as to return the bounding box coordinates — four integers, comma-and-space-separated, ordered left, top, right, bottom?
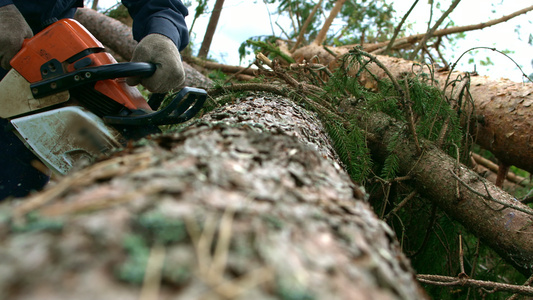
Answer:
96, 0, 533, 82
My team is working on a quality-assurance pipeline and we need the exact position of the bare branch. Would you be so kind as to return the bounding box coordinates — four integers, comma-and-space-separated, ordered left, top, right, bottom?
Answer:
384, 0, 419, 54
409, 0, 462, 60
352, 4, 533, 53
418, 274, 533, 296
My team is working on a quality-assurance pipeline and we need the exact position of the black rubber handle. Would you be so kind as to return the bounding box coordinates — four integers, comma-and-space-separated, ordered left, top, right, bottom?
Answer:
30, 62, 156, 98
103, 87, 207, 126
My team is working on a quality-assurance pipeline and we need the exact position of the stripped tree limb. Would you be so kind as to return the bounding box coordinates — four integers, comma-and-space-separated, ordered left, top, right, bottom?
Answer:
184, 56, 256, 76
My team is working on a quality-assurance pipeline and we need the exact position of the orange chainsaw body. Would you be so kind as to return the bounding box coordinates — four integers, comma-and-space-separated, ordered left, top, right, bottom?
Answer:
10, 18, 151, 112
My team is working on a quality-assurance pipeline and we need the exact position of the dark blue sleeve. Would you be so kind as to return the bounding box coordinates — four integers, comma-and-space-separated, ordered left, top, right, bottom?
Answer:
121, 0, 189, 52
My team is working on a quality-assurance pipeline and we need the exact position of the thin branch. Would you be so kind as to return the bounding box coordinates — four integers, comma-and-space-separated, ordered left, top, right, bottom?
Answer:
449, 170, 533, 217
417, 274, 533, 296
384, 190, 417, 221
458, 235, 466, 277
409, 0, 462, 60
384, 0, 419, 54
507, 274, 533, 300
355, 4, 533, 53
403, 79, 422, 154
262, 0, 276, 36
349, 48, 402, 95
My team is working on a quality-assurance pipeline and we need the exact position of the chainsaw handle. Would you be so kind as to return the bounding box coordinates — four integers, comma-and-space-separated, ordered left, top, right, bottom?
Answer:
103, 87, 207, 126
30, 62, 156, 98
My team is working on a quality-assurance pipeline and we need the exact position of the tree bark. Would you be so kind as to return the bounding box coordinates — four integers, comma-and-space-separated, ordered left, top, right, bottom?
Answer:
359, 110, 533, 275
198, 0, 225, 58
74, 8, 214, 89
0, 94, 427, 299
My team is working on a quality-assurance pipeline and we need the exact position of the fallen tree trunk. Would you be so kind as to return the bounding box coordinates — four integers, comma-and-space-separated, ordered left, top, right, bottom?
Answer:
0, 94, 427, 299
358, 109, 533, 275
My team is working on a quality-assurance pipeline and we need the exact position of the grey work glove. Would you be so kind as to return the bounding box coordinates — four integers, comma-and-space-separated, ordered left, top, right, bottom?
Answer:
126, 34, 185, 93
0, 4, 33, 70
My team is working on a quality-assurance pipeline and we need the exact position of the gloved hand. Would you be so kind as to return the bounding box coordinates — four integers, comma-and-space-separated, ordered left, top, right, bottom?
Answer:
0, 5, 33, 70
126, 34, 185, 93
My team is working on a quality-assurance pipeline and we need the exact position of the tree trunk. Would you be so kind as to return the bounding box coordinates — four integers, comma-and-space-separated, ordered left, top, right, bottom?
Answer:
198, 0, 225, 58
74, 8, 214, 89
360, 110, 533, 275
0, 94, 427, 299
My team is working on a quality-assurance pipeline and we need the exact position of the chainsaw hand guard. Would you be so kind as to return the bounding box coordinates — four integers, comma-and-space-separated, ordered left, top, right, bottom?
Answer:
102, 87, 207, 126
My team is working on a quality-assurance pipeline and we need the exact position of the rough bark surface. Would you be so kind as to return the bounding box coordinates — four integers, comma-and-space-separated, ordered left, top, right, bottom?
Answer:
360, 110, 533, 275
74, 8, 214, 89
0, 94, 427, 299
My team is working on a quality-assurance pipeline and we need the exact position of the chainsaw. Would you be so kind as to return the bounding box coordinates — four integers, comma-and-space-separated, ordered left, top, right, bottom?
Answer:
0, 19, 206, 176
